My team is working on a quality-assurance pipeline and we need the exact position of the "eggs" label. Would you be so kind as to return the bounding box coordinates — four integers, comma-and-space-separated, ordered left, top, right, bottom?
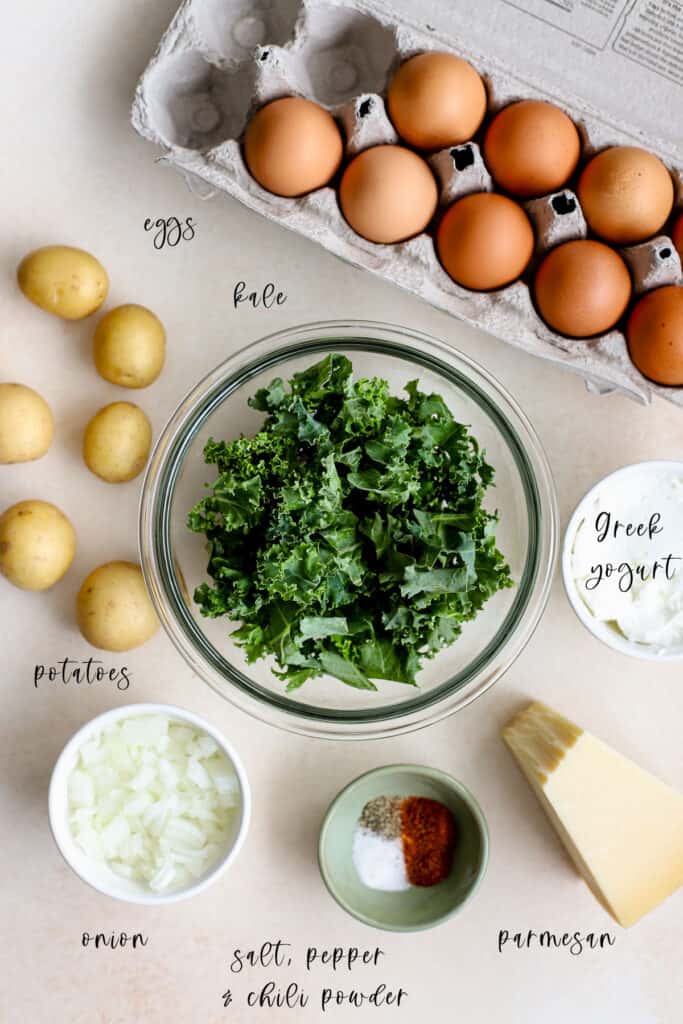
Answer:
143, 216, 196, 250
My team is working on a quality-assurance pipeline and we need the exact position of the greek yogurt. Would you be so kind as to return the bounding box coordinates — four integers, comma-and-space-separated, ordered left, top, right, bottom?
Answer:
567, 463, 683, 652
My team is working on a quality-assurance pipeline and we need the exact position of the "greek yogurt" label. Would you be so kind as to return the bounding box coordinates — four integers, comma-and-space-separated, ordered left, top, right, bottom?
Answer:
570, 465, 683, 648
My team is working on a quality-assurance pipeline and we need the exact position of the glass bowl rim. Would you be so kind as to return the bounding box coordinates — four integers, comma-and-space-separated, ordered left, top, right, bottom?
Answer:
139, 320, 558, 739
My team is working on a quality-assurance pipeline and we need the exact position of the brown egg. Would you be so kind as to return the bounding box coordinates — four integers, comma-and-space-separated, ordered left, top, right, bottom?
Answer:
436, 192, 534, 291
534, 239, 631, 337
578, 147, 674, 245
244, 96, 343, 197
627, 285, 683, 385
673, 214, 683, 262
339, 145, 438, 244
483, 100, 580, 198
387, 51, 487, 151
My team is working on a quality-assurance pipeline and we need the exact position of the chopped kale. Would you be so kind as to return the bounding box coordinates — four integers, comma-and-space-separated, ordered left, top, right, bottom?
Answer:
187, 354, 513, 691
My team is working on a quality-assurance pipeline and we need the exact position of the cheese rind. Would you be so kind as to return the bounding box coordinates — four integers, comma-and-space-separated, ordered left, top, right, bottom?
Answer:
503, 702, 683, 927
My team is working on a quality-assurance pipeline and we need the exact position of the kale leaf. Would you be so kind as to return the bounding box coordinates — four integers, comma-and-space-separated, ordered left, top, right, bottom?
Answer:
187, 354, 513, 691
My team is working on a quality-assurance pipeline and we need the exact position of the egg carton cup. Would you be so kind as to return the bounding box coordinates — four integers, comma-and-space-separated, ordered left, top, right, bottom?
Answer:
132, 0, 683, 408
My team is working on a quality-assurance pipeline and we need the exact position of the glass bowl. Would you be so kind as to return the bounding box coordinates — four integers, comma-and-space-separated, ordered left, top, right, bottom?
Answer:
139, 321, 557, 739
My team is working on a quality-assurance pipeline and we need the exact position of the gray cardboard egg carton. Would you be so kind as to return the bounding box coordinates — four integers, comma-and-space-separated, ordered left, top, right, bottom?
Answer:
131, 0, 683, 407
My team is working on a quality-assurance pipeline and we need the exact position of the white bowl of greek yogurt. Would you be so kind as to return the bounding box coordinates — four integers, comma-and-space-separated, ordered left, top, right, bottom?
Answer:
562, 461, 683, 660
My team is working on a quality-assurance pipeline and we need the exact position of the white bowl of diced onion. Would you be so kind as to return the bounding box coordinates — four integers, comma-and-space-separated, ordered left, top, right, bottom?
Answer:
48, 703, 250, 904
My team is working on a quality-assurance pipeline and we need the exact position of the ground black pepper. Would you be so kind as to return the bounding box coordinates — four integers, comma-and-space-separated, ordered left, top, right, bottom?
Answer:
359, 796, 403, 839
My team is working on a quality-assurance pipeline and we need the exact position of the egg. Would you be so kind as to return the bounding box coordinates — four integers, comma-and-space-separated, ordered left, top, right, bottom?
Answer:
534, 239, 632, 337
627, 285, 683, 385
578, 146, 674, 245
436, 192, 534, 291
673, 214, 683, 262
244, 96, 343, 197
483, 100, 580, 198
387, 51, 487, 151
339, 145, 438, 244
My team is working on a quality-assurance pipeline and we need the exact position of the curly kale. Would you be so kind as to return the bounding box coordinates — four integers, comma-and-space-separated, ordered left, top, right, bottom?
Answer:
187, 354, 513, 691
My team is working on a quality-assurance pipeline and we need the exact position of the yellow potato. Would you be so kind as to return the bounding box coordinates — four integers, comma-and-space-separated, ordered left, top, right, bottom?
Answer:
93, 304, 166, 388
0, 383, 54, 463
0, 500, 76, 591
17, 245, 108, 320
76, 560, 159, 651
83, 402, 152, 483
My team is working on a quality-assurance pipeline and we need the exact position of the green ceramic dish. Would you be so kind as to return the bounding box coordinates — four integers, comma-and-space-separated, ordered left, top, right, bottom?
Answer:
318, 764, 489, 931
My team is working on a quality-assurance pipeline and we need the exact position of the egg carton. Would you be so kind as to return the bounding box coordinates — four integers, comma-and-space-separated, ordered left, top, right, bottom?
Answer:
131, 0, 683, 408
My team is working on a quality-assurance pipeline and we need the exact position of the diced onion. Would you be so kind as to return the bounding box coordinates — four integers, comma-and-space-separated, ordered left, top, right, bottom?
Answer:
67, 716, 239, 892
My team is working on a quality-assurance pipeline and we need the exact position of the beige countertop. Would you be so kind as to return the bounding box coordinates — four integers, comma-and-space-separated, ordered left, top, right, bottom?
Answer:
1, 2, 681, 1022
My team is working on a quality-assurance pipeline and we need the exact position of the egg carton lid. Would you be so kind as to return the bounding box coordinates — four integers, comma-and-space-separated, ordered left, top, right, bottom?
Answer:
404, 0, 681, 161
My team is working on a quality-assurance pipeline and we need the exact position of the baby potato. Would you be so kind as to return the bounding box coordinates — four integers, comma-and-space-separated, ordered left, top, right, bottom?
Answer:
83, 402, 152, 483
17, 245, 108, 320
0, 383, 54, 463
0, 499, 76, 591
76, 560, 159, 651
93, 304, 166, 388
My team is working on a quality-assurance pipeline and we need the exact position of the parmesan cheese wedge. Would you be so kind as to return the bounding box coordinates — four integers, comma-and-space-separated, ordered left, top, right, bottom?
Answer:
502, 701, 683, 927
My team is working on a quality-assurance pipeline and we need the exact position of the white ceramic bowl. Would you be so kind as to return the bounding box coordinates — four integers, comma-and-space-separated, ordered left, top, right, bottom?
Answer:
48, 702, 251, 904
562, 461, 683, 661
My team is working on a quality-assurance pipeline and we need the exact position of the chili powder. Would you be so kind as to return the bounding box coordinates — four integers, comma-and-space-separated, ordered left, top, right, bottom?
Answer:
400, 796, 457, 886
